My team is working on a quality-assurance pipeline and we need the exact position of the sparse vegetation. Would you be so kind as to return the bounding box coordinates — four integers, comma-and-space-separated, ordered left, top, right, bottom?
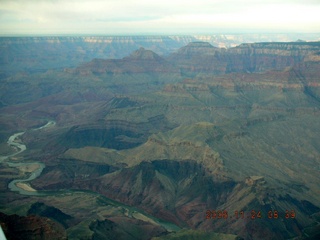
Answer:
0, 38, 320, 239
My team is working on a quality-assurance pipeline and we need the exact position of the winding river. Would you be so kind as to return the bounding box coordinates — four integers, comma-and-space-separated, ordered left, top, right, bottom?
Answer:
3, 121, 55, 195
1, 121, 181, 232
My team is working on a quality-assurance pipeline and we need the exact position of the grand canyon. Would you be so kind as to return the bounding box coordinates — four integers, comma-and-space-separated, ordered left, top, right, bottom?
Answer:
0, 35, 320, 240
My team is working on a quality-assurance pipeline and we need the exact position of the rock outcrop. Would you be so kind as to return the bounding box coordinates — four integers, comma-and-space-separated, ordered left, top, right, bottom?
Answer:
73, 47, 179, 76
166, 41, 320, 75
0, 212, 67, 240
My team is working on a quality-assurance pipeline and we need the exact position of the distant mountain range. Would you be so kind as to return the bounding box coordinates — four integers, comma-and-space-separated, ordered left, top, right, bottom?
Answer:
1, 33, 320, 76
74, 41, 320, 75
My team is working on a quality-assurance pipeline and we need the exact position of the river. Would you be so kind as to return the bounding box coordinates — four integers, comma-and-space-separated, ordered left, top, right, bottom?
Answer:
3, 121, 55, 195
1, 121, 181, 232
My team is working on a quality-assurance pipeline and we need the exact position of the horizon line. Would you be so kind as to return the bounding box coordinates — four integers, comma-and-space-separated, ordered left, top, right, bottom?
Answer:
1, 32, 320, 37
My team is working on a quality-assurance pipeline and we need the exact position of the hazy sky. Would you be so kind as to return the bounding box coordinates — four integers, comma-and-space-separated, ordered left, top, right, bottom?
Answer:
0, 0, 319, 35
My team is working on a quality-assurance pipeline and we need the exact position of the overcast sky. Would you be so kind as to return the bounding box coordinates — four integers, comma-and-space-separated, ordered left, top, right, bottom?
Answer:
0, 0, 319, 35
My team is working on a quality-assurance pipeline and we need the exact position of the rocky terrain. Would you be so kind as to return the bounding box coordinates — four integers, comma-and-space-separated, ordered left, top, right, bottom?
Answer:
0, 37, 320, 239
1, 33, 319, 77
0, 211, 67, 240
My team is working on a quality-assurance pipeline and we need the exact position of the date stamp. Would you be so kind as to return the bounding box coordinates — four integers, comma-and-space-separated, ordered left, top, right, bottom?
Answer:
205, 210, 296, 220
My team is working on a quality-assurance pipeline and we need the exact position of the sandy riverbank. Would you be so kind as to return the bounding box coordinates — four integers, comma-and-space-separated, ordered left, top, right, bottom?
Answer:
15, 182, 37, 192
17, 163, 41, 173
